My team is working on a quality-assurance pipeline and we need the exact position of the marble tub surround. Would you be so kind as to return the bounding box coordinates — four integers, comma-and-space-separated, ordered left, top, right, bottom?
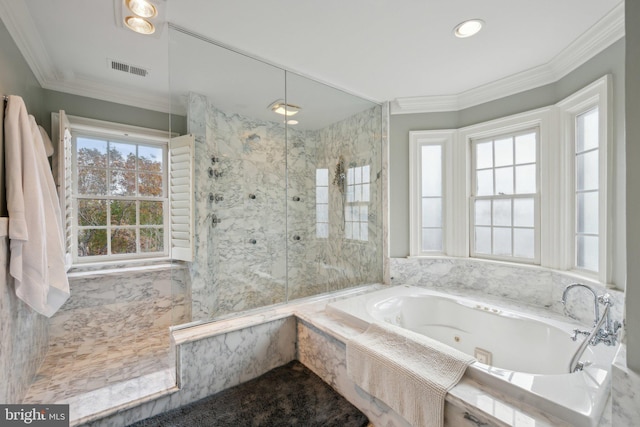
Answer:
186, 92, 383, 321
0, 234, 50, 404
295, 290, 573, 427
612, 344, 640, 426
390, 257, 624, 328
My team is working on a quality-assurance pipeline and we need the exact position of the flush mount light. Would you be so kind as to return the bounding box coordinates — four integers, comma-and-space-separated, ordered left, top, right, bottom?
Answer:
453, 19, 484, 38
126, 0, 157, 18
124, 16, 155, 35
268, 100, 301, 117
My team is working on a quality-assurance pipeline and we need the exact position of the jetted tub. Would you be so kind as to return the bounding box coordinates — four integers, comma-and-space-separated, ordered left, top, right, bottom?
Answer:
327, 285, 618, 427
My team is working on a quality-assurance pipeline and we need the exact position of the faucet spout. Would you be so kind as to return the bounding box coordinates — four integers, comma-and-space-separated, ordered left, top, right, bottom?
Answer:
561, 283, 600, 327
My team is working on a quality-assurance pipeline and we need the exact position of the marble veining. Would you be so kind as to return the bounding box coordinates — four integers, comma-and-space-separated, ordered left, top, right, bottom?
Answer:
390, 257, 623, 327
186, 92, 383, 321
0, 236, 49, 404
612, 344, 640, 426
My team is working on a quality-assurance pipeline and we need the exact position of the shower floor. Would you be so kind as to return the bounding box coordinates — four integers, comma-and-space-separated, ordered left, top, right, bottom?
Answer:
23, 326, 172, 405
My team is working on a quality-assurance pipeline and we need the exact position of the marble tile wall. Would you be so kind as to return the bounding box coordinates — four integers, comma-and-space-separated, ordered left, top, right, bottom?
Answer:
390, 257, 624, 327
0, 234, 50, 403
49, 265, 191, 345
187, 93, 384, 321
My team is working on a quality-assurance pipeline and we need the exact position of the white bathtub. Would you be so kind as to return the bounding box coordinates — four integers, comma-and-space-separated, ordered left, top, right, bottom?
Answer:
327, 285, 618, 427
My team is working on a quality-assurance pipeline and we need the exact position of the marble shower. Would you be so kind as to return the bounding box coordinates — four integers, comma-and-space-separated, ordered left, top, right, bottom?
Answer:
186, 93, 383, 321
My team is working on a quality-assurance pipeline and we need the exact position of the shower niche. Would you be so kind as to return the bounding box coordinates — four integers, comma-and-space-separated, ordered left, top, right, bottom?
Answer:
169, 27, 383, 322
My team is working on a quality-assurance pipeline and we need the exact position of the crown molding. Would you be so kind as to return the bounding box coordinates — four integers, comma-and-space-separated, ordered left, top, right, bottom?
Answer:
43, 75, 171, 114
392, 2, 625, 115
0, 0, 60, 86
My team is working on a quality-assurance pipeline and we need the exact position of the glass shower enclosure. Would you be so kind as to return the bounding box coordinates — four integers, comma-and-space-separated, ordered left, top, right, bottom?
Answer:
169, 26, 384, 322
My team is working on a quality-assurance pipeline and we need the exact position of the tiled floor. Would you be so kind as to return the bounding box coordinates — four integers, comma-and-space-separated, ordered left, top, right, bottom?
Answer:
23, 326, 172, 405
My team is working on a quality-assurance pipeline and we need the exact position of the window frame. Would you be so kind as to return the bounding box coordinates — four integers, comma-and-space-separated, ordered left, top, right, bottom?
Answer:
407, 76, 612, 285
345, 163, 371, 242
557, 76, 611, 283
469, 128, 541, 264
64, 115, 172, 265
409, 130, 454, 256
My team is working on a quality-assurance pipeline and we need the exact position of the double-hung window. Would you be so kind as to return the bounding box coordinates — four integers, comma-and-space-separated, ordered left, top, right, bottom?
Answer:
74, 135, 168, 260
470, 129, 538, 262
345, 164, 370, 242
54, 112, 195, 265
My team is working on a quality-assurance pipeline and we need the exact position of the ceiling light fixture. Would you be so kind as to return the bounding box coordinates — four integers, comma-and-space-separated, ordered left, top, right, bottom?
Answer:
124, 16, 155, 35
453, 19, 484, 38
286, 120, 299, 125
268, 100, 301, 117
126, 0, 157, 18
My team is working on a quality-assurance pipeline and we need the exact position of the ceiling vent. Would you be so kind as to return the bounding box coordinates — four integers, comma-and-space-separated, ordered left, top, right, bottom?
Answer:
108, 58, 149, 77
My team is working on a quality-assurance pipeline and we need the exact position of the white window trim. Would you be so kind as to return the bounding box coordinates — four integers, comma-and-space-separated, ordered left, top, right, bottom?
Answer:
557, 75, 611, 284
55, 113, 178, 265
407, 75, 612, 285
409, 130, 454, 256
458, 108, 549, 263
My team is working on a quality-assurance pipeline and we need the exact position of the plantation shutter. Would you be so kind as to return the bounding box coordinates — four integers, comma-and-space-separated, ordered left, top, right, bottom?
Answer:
52, 111, 73, 265
169, 133, 195, 261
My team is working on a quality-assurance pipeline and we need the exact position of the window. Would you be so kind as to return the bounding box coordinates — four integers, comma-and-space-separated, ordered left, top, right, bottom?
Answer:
408, 75, 610, 284
74, 136, 167, 260
54, 112, 195, 265
345, 164, 370, 241
316, 168, 329, 238
471, 129, 538, 262
409, 131, 452, 255
575, 108, 600, 272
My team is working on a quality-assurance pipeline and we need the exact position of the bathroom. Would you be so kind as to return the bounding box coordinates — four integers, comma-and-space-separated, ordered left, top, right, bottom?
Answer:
1, 0, 639, 426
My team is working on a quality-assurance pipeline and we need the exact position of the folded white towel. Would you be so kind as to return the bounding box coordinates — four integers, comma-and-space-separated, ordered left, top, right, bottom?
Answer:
347, 322, 475, 427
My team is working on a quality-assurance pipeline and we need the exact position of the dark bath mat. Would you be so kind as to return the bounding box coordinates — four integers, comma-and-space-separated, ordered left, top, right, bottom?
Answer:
128, 360, 369, 427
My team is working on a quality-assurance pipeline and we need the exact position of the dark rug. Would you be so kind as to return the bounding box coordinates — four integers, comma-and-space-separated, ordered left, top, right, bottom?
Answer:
127, 360, 369, 427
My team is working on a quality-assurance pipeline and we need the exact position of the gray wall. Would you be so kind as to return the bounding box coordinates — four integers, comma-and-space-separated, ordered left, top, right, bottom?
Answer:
389, 39, 626, 289
41, 90, 187, 137
625, 1, 640, 373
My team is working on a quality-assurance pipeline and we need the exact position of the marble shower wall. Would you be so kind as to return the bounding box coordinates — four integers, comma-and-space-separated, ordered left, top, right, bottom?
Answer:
0, 232, 50, 403
187, 93, 383, 321
309, 105, 384, 294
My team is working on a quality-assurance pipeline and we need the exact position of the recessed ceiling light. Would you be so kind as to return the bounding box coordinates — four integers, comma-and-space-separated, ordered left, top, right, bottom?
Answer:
126, 0, 157, 18
268, 100, 301, 116
453, 19, 484, 38
124, 16, 155, 35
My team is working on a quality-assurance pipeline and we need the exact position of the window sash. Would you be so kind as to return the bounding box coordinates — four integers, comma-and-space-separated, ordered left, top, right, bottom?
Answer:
71, 133, 169, 262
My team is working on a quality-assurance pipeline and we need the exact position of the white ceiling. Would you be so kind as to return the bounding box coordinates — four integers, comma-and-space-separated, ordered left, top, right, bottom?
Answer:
0, 0, 624, 121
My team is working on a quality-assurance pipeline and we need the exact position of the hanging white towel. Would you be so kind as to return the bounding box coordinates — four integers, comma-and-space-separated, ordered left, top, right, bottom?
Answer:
4, 95, 70, 317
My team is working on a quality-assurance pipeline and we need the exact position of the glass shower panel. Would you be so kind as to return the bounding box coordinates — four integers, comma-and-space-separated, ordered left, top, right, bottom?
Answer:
285, 72, 383, 298
169, 27, 287, 321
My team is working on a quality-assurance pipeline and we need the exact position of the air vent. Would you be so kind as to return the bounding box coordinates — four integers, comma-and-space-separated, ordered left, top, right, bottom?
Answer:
108, 59, 149, 77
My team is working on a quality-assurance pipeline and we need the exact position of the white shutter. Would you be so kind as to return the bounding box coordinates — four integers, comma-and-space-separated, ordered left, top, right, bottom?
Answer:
52, 111, 73, 265
169, 134, 195, 261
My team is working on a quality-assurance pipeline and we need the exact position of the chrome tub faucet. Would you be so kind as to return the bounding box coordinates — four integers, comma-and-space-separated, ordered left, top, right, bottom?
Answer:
560, 283, 622, 373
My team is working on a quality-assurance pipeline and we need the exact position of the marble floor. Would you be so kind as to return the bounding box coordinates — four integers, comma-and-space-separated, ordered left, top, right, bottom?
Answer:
23, 326, 172, 405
